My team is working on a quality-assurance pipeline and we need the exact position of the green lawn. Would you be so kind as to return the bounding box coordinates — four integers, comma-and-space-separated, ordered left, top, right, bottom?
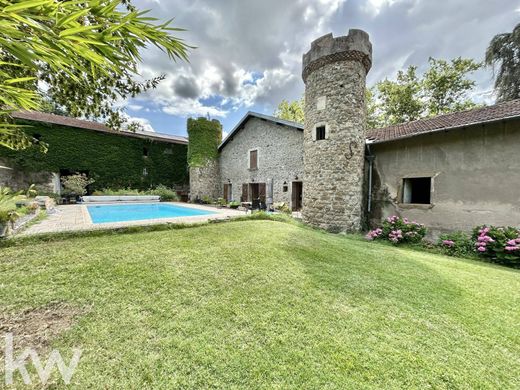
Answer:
1, 220, 519, 388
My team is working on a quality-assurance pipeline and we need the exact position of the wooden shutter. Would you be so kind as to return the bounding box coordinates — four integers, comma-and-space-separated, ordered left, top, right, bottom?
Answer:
249, 150, 258, 169
223, 184, 229, 202
258, 183, 266, 203
291, 183, 298, 209
241, 183, 248, 202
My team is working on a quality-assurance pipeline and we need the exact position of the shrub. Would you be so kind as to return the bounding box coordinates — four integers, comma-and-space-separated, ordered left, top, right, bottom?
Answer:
62, 173, 95, 196
93, 187, 142, 196
150, 185, 180, 202
438, 231, 474, 257
472, 225, 520, 266
200, 196, 213, 204
216, 197, 227, 207
274, 202, 291, 214
366, 215, 427, 245
228, 201, 240, 209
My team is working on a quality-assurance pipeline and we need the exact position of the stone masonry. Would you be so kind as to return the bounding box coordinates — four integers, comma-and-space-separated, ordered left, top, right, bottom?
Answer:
302, 29, 372, 232
219, 117, 303, 205
189, 159, 220, 201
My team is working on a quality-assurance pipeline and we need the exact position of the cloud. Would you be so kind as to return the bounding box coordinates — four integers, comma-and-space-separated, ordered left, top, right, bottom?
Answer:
131, 0, 348, 119
128, 0, 519, 133
122, 113, 156, 132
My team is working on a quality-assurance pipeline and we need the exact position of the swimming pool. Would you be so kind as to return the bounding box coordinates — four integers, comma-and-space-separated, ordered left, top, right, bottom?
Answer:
87, 203, 215, 224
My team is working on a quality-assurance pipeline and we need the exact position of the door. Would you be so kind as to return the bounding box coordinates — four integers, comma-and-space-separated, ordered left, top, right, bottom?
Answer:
249, 183, 259, 201
241, 183, 249, 202
223, 183, 232, 202
292, 181, 303, 211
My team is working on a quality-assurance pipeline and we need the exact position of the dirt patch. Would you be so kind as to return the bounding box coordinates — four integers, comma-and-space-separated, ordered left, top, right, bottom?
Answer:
0, 302, 88, 352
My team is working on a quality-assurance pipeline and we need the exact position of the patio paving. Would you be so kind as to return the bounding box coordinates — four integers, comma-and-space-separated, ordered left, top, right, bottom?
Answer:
22, 202, 247, 235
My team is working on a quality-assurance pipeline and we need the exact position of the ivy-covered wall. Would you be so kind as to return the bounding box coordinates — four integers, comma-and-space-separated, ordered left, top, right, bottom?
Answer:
187, 117, 222, 167
0, 120, 188, 191
187, 117, 222, 200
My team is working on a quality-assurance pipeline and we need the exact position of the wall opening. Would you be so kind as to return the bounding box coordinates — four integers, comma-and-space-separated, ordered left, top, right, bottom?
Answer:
402, 177, 431, 204
315, 125, 326, 141
249, 149, 258, 170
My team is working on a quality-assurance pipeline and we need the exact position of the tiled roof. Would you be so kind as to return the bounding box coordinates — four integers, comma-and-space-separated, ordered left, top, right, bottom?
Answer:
219, 112, 303, 150
11, 111, 188, 145
366, 99, 520, 143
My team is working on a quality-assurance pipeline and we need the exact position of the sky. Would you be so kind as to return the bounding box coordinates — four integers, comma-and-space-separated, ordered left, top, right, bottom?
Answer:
124, 0, 520, 137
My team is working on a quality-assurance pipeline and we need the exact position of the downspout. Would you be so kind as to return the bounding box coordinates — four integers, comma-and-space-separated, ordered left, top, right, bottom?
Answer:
365, 143, 375, 214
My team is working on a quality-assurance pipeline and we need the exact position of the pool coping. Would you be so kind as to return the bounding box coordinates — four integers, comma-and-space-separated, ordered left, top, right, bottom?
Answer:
21, 202, 247, 236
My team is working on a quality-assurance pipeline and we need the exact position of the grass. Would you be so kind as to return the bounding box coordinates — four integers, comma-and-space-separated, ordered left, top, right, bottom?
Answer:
1, 220, 519, 388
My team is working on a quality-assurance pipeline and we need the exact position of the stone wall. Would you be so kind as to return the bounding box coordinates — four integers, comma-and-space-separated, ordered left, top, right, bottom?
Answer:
301, 30, 372, 232
219, 117, 304, 207
189, 160, 220, 201
0, 158, 57, 192
369, 120, 520, 238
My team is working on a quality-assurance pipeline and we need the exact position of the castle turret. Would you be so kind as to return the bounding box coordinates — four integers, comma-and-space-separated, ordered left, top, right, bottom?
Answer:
302, 29, 372, 232
187, 117, 222, 202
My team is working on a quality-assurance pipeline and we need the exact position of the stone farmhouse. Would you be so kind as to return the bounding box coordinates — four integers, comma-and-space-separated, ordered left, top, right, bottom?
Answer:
1, 29, 519, 236
193, 29, 520, 236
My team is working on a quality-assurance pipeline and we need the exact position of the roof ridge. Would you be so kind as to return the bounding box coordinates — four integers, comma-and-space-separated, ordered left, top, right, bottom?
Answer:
367, 98, 520, 143
371, 98, 520, 132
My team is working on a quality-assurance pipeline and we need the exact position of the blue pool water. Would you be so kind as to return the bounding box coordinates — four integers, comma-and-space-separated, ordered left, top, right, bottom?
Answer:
87, 203, 214, 224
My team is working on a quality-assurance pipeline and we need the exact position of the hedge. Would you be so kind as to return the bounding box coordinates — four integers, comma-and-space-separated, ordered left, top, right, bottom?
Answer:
0, 120, 188, 190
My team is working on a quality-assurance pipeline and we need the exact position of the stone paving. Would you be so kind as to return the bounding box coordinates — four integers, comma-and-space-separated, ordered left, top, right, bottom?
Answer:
22, 202, 247, 235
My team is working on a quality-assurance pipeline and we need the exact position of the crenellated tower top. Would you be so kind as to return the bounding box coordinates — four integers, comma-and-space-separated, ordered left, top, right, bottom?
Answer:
302, 29, 372, 83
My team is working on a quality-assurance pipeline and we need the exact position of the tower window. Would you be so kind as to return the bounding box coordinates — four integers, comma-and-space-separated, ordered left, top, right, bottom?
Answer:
143, 147, 149, 157
315, 125, 326, 141
402, 177, 431, 204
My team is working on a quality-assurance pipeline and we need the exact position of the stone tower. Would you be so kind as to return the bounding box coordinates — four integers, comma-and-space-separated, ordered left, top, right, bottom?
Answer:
302, 29, 372, 232
187, 117, 222, 202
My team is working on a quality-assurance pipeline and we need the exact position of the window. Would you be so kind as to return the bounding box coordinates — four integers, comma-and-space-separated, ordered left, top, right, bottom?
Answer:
402, 177, 431, 204
316, 125, 326, 141
249, 149, 258, 170
143, 147, 149, 157
283, 184, 288, 192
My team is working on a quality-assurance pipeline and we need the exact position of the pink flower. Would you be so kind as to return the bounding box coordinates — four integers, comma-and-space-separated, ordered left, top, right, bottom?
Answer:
443, 240, 455, 247
477, 246, 486, 252
506, 239, 517, 246
505, 246, 519, 252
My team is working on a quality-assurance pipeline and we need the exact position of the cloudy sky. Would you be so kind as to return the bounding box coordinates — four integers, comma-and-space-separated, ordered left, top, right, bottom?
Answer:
126, 0, 520, 136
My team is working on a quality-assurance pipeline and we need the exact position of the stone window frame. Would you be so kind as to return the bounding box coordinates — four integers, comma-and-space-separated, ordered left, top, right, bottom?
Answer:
248, 148, 259, 170
397, 173, 438, 209
313, 122, 329, 141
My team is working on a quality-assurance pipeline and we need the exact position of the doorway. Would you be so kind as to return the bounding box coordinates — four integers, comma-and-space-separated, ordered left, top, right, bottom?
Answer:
292, 181, 303, 211
223, 183, 232, 202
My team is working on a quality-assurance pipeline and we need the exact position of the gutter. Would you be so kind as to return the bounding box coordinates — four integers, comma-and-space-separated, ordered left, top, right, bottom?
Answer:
365, 144, 375, 214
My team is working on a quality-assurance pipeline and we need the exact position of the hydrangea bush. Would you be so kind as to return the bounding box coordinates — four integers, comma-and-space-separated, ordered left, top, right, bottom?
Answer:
438, 231, 475, 257
472, 225, 520, 265
366, 216, 427, 244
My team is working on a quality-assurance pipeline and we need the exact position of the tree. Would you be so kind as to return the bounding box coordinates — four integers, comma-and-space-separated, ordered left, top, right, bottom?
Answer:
371, 58, 482, 127
274, 97, 304, 123
375, 66, 424, 126
486, 23, 520, 102
0, 0, 189, 150
423, 57, 482, 116
365, 88, 382, 129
